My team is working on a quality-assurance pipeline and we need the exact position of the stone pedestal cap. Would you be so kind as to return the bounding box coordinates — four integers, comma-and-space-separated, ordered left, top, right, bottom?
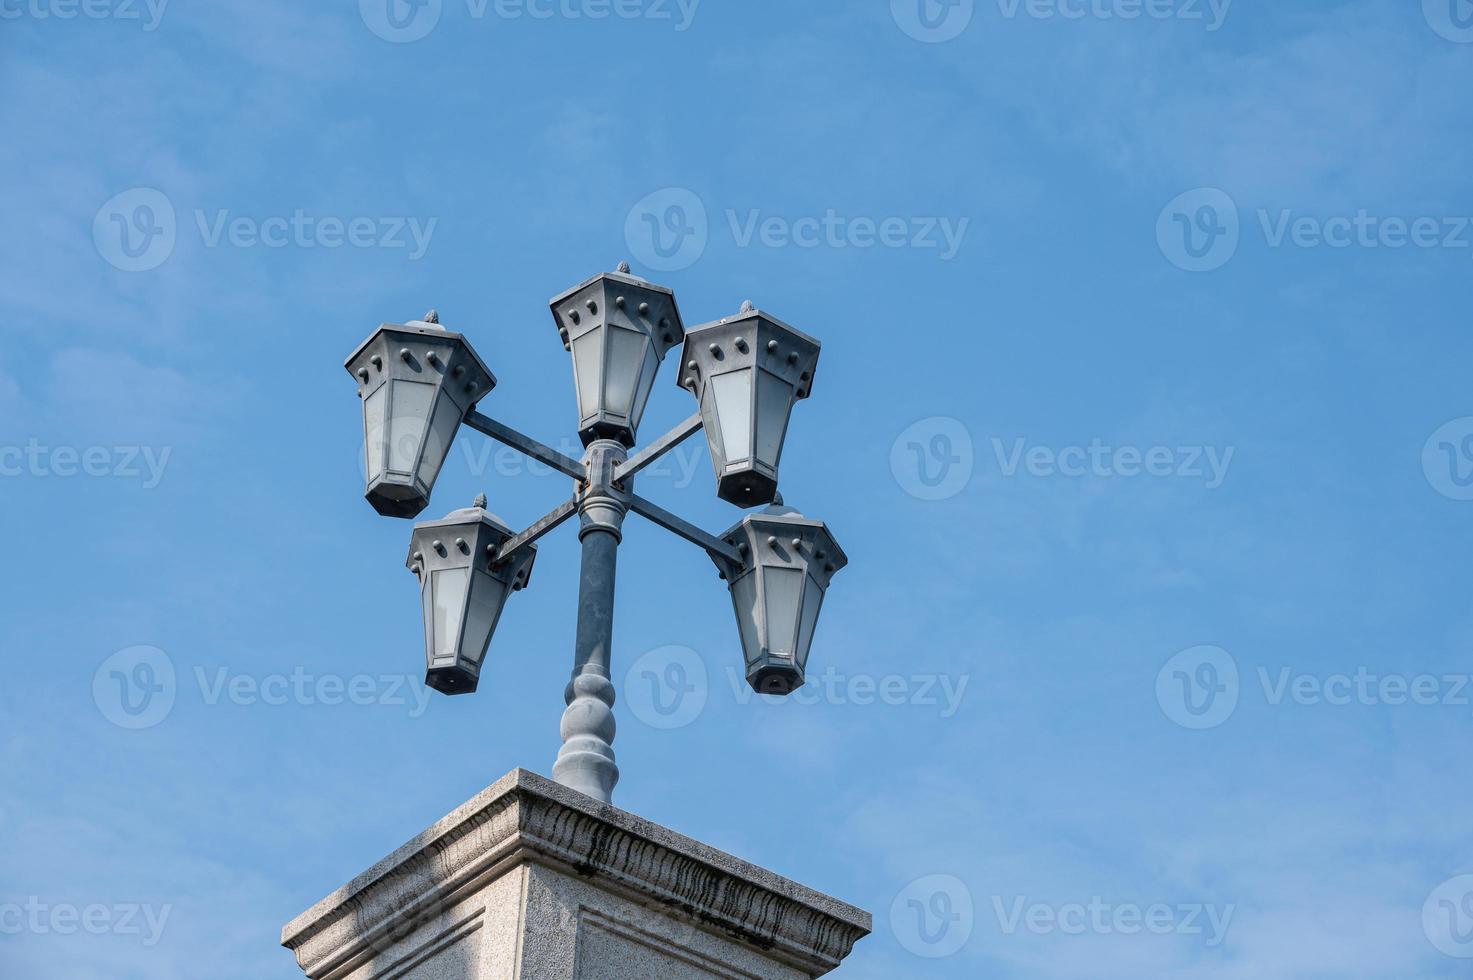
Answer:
281, 769, 871, 978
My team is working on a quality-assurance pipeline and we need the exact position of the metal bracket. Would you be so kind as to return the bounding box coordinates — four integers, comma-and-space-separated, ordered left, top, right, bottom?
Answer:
627, 493, 743, 567
465, 412, 585, 482
465, 410, 739, 570
614, 412, 704, 485
496, 497, 578, 562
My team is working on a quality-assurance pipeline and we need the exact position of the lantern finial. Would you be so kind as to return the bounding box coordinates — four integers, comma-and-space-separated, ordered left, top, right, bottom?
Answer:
616, 260, 631, 274
424, 309, 439, 324
474, 492, 488, 509
740, 299, 754, 314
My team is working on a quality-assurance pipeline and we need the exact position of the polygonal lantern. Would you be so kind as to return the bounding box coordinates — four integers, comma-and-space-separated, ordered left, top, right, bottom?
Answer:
346, 311, 495, 519
549, 263, 685, 447
713, 500, 847, 696
406, 495, 536, 696
679, 302, 820, 507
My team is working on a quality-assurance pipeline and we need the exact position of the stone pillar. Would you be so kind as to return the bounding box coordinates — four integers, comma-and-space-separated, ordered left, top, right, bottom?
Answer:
281, 770, 871, 979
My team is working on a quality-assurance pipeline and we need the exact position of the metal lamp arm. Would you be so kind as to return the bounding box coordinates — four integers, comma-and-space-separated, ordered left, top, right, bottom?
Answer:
627, 493, 743, 568
464, 411, 584, 481
614, 412, 704, 484
495, 497, 578, 562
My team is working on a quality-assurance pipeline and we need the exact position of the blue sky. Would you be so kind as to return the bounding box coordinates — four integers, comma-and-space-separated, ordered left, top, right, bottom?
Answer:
3, 0, 1473, 976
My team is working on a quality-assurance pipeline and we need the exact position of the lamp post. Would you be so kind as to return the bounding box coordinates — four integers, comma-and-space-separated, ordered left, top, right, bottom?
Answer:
345, 264, 847, 805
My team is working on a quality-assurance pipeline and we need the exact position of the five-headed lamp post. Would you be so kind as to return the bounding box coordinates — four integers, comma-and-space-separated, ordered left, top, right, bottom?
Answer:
345, 263, 847, 804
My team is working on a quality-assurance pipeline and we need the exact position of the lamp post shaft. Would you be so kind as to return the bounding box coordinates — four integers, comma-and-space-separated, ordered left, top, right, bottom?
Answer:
552, 439, 628, 804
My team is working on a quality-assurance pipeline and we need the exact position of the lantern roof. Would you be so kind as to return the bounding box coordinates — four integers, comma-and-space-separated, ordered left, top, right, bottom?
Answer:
407, 494, 516, 540
343, 312, 497, 393
547, 263, 672, 309
685, 302, 821, 350
681, 302, 822, 404
719, 499, 850, 575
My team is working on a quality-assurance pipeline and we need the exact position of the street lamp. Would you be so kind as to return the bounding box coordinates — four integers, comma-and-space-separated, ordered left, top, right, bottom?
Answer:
714, 501, 847, 695
679, 301, 820, 506
346, 311, 495, 519
550, 267, 685, 447
345, 264, 847, 805
407, 494, 538, 696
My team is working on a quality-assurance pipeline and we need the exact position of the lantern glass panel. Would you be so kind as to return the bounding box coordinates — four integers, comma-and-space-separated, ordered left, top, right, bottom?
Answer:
604, 325, 646, 419
460, 571, 502, 668
731, 573, 761, 663
422, 394, 461, 490
572, 332, 601, 420
388, 380, 436, 475
631, 342, 658, 430
762, 565, 804, 657
754, 372, 794, 469
796, 573, 824, 664
364, 385, 386, 480
712, 371, 753, 464
431, 567, 470, 659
